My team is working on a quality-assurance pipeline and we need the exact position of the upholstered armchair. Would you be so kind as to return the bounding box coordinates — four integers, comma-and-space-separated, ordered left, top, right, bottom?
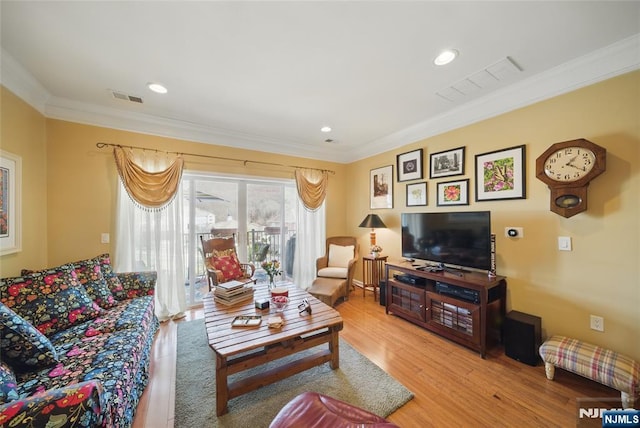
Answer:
200, 235, 255, 290
310, 236, 359, 305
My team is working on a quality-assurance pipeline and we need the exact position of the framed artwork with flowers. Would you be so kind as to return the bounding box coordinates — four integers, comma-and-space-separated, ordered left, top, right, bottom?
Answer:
437, 179, 469, 206
475, 145, 526, 201
406, 182, 427, 206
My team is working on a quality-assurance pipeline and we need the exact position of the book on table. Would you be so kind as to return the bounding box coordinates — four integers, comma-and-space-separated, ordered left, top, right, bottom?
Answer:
213, 288, 254, 306
216, 279, 252, 292
214, 285, 252, 298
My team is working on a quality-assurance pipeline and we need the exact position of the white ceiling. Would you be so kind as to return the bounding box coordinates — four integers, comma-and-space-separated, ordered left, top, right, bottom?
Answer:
2, 1, 639, 163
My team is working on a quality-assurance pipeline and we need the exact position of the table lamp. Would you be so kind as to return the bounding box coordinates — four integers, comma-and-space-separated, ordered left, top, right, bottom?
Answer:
358, 214, 387, 247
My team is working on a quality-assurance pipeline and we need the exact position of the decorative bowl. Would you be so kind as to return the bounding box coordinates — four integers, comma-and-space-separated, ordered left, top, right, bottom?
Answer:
271, 295, 289, 312
270, 287, 289, 297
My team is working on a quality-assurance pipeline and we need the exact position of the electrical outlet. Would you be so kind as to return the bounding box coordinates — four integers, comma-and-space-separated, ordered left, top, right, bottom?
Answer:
590, 315, 604, 332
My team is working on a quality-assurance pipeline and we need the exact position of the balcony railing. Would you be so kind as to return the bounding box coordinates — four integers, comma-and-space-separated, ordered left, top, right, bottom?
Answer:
184, 229, 296, 304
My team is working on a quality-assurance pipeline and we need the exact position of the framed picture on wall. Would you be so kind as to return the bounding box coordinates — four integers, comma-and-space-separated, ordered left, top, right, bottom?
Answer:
370, 165, 393, 209
406, 182, 427, 206
430, 147, 465, 178
475, 145, 526, 201
396, 149, 423, 182
0, 150, 22, 255
436, 179, 469, 206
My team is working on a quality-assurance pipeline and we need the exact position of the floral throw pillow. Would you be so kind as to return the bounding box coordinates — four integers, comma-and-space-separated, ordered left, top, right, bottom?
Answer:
0, 361, 19, 404
0, 301, 59, 372
0, 264, 102, 336
72, 257, 117, 309
93, 253, 126, 300
211, 255, 243, 281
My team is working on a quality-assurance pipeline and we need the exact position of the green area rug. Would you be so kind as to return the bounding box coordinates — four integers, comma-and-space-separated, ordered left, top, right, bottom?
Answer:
174, 319, 413, 427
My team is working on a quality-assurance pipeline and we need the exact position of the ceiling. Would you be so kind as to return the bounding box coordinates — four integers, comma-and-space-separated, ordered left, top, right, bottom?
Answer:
2, 1, 639, 163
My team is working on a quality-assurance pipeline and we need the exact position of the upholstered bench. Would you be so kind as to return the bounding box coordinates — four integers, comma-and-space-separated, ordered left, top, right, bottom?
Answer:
269, 392, 399, 428
308, 277, 345, 307
539, 335, 639, 408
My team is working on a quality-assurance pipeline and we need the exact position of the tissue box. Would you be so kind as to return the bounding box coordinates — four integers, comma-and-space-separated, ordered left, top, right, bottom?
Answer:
255, 298, 270, 310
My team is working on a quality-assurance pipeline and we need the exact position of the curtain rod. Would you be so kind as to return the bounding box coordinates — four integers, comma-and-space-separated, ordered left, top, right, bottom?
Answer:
95, 142, 335, 175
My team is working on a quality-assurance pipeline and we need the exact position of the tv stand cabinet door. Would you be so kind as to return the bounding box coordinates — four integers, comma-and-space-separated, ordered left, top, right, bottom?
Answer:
425, 291, 481, 347
387, 280, 426, 323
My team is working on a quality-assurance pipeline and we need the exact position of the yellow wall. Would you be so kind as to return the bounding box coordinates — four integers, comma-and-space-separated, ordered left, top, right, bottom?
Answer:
0, 87, 48, 276
44, 121, 347, 266
347, 71, 640, 360
1, 70, 638, 360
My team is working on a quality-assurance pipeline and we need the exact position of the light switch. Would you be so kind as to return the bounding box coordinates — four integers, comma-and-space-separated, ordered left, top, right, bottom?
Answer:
101, 233, 110, 244
558, 236, 572, 251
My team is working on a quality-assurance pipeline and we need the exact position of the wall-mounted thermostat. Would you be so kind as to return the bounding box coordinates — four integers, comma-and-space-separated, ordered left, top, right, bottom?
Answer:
505, 227, 524, 238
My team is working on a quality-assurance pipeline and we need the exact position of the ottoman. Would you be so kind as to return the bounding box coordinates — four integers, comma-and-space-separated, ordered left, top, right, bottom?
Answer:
539, 335, 639, 408
269, 392, 399, 428
308, 277, 345, 307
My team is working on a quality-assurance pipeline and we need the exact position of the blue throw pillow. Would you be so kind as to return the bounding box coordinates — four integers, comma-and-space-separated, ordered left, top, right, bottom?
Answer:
0, 361, 19, 404
0, 301, 59, 372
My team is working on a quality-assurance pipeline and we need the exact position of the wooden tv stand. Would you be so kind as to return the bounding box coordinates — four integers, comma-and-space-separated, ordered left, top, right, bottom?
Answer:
385, 260, 506, 358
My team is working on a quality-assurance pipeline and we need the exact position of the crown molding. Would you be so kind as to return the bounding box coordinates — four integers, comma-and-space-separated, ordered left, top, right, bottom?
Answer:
1, 48, 51, 113
3, 34, 639, 163
43, 97, 333, 162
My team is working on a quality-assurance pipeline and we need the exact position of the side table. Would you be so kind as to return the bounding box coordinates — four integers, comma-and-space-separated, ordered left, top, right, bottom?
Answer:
362, 255, 387, 301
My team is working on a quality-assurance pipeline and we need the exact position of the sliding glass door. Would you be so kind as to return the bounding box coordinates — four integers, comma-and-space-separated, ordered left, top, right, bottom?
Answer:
182, 174, 297, 306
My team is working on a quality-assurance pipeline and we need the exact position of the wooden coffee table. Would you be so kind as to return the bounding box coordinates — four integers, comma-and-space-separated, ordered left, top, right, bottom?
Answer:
202, 284, 344, 416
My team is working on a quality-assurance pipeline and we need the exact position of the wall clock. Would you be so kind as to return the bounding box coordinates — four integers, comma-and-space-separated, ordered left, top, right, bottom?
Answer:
535, 138, 606, 218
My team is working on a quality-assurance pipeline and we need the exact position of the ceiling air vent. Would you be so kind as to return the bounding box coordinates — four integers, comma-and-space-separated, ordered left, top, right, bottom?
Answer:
436, 56, 522, 102
111, 90, 144, 104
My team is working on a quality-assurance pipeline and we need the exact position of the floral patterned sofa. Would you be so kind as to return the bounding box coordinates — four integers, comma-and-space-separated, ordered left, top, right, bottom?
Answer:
0, 253, 158, 427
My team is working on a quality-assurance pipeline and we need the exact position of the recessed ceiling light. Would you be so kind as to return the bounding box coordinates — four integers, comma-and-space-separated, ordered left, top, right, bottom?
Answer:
434, 49, 458, 66
147, 82, 168, 94
320, 126, 332, 133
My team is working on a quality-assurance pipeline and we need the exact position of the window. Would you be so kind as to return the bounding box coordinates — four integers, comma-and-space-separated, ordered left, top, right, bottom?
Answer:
183, 174, 298, 306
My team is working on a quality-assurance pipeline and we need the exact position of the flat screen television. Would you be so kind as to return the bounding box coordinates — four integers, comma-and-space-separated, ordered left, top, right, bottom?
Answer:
401, 211, 492, 271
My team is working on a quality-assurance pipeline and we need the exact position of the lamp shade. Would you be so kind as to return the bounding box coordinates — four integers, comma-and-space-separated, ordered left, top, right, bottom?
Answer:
359, 214, 387, 229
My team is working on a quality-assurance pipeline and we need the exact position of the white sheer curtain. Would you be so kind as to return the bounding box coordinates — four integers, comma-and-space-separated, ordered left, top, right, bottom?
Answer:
293, 200, 325, 290
115, 152, 187, 322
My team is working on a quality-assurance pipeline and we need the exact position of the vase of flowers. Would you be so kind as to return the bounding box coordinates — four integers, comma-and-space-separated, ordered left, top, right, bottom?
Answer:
371, 245, 382, 258
261, 260, 282, 288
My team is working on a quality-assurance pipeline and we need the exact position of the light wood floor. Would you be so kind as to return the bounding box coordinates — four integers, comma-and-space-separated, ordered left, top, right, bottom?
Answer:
132, 289, 617, 428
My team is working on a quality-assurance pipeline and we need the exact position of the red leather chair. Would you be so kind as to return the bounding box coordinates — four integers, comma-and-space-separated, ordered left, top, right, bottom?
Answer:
269, 392, 399, 428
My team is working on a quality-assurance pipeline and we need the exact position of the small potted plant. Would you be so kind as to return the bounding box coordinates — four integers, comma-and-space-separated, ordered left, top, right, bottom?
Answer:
370, 245, 382, 258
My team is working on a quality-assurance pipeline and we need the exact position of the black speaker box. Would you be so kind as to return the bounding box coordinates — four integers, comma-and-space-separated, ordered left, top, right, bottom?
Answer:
379, 280, 386, 306
503, 310, 541, 366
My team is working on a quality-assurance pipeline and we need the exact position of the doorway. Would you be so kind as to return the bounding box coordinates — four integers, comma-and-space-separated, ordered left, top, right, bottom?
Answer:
182, 174, 297, 306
